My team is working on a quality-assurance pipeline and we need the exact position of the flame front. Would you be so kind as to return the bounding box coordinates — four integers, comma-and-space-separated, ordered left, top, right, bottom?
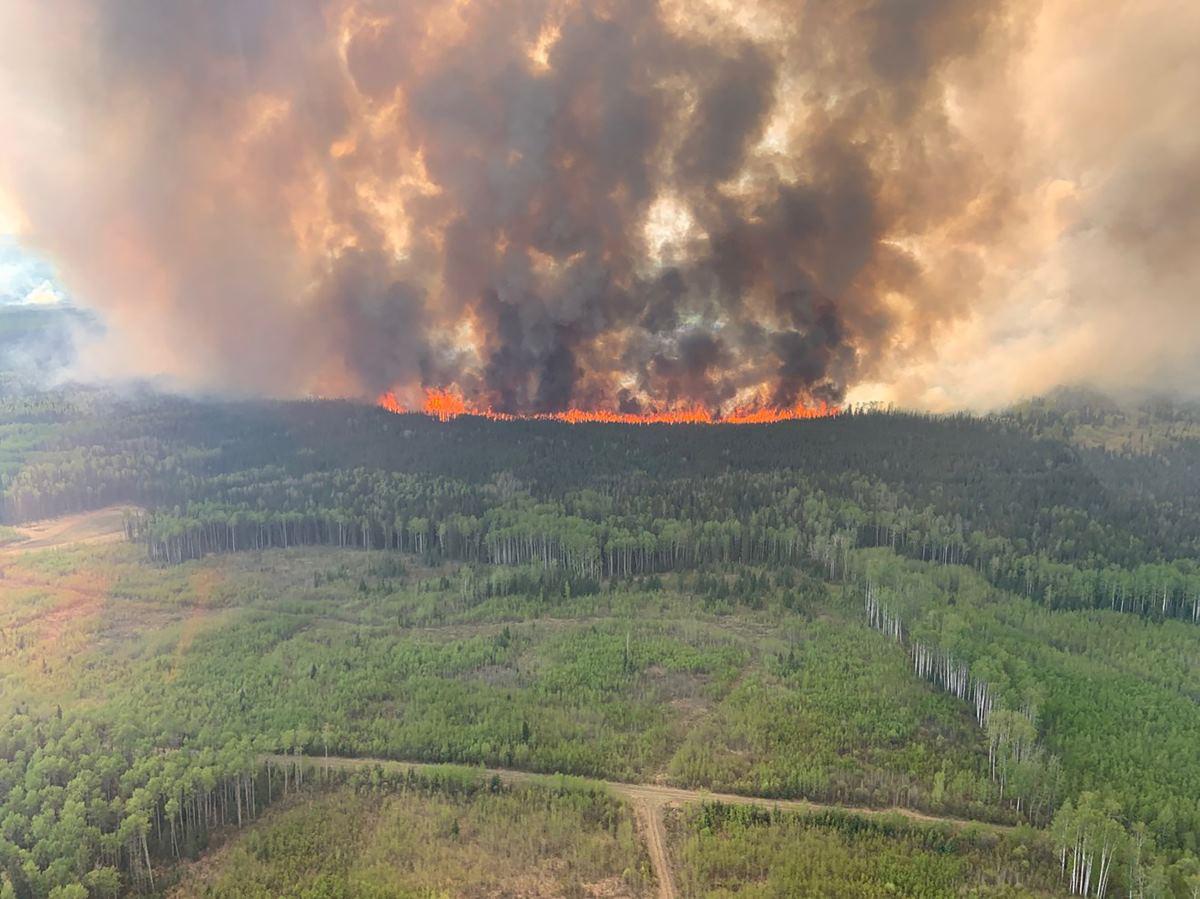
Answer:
377, 388, 837, 425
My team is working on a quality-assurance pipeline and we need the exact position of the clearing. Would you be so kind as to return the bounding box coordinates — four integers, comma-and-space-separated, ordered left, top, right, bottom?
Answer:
265, 753, 1017, 899
0, 505, 133, 554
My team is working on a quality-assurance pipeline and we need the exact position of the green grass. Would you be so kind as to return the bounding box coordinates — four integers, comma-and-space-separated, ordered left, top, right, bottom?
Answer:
672, 803, 1064, 898
173, 777, 651, 898
1, 543, 999, 809
666, 617, 995, 818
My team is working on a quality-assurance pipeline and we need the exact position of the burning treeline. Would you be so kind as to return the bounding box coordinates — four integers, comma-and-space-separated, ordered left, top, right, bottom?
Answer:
378, 387, 838, 424
19, 0, 1191, 412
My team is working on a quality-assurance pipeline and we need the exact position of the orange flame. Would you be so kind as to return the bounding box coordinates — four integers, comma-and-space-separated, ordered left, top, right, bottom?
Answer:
423, 387, 470, 422
377, 391, 407, 415
377, 387, 838, 425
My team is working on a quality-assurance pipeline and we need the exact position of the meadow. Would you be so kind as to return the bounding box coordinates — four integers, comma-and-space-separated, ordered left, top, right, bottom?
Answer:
171, 768, 650, 899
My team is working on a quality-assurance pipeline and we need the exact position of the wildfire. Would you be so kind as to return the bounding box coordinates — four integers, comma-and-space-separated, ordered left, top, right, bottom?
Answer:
422, 387, 469, 421
377, 388, 838, 424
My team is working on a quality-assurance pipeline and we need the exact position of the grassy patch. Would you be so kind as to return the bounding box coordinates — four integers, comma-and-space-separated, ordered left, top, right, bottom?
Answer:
672, 803, 1063, 898
173, 778, 651, 898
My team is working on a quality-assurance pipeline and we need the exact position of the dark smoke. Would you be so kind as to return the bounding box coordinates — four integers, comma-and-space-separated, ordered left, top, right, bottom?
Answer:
0, 0, 1108, 411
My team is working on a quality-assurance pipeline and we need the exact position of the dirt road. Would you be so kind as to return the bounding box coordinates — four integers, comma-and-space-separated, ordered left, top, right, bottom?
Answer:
264, 753, 1012, 899
635, 799, 676, 899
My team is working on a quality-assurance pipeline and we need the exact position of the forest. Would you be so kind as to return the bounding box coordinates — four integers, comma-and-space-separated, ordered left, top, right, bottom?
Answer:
1, 384, 1200, 896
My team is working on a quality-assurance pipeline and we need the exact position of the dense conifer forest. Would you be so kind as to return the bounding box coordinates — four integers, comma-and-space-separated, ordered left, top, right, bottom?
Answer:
2, 384, 1200, 896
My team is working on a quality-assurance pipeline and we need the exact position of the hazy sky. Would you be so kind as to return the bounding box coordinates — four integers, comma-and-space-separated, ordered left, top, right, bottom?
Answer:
0, 0, 1196, 412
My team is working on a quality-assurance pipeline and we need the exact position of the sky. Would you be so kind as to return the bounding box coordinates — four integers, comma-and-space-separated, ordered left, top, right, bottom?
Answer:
0, 238, 68, 307
0, 0, 1196, 413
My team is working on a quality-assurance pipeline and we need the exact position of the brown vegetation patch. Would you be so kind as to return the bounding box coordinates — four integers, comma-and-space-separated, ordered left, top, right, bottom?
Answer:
36, 592, 105, 643
1, 569, 112, 644
0, 506, 134, 555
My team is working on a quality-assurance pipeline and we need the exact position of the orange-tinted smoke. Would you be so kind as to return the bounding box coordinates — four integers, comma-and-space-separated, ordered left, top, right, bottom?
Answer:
7, 1, 1196, 410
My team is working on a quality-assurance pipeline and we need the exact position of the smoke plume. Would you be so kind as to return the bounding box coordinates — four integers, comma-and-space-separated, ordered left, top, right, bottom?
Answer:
0, 0, 1196, 412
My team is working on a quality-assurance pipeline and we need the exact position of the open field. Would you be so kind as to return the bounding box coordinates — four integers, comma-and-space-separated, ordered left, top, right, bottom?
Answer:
667, 803, 1066, 898
169, 756, 1064, 899
170, 773, 652, 899
262, 753, 1022, 899
0, 539, 1001, 815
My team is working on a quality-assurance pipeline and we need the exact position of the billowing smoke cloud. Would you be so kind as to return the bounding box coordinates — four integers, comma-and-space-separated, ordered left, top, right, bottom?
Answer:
0, 0, 1195, 412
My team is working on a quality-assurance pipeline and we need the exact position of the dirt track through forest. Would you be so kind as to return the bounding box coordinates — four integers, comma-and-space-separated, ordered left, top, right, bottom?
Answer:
265, 754, 1014, 899
635, 800, 676, 899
